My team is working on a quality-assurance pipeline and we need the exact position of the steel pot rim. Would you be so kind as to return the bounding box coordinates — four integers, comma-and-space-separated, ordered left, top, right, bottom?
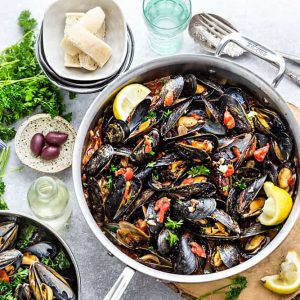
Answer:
73, 54, 300, 283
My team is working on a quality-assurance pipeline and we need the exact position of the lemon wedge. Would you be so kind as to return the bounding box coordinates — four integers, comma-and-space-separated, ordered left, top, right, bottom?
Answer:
113, 84, 151, 121
257, 181, 293, 226
261, 251, 300, 294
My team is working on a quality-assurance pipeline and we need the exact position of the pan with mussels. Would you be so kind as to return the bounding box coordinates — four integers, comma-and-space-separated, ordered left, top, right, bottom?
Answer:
0, 212, 78, 299
81, 74, 297, 275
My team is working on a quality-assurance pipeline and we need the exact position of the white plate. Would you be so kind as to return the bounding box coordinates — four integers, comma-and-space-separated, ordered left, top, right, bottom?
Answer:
15, 114, 76, 173
43, 0, 127, 82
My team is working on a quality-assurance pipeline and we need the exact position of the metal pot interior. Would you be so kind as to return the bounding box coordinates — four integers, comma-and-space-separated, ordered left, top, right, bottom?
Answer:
74, 54, 300, 283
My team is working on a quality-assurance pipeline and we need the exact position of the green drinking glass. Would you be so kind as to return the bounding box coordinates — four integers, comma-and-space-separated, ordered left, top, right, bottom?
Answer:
143, 0, 192, 55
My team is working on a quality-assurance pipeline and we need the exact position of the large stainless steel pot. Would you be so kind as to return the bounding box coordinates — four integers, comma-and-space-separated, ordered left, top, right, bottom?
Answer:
73, 35, 300, 299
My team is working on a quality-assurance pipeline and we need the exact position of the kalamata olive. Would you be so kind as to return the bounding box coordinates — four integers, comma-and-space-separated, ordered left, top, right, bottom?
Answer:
40, 145, 60, 160
45, 131, 68, 146
30, 133, 45, 156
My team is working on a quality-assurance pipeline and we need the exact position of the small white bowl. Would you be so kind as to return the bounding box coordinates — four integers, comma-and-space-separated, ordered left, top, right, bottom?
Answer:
43, 0, 127, 82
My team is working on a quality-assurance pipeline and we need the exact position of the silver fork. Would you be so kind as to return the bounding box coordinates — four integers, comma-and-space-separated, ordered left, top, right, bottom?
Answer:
0, 139, 6, 151
199, 13, 300, 87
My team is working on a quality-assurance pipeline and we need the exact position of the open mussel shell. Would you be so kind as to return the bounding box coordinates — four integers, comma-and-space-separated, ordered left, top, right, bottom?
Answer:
271, 133, 293, 163
128, 98, 151, 132
211, 243, 240, 270
83, 144, 114, 177
174, 233, 198, 275
243, 234, 269, 256
152, 76, 185, 111
237, 175, 267, 214
0, 221, 18, 252
137, 248, 173, 271
240, 222, 274, 238
160, 99, 192, 139
146, 202, 164, 234
14, 283, 33, 300
25, 241, 58, 259
167, 182, 217, 200
0, 249, 23, 274
29, 262, 76, 300
104, 119, 130, 145
172, 198, 217, 222
210, 209, 240, 235
225, 87, 250, 113
130, 129, 160, 163
219, 95, 252, 133
157, 228, 173, 255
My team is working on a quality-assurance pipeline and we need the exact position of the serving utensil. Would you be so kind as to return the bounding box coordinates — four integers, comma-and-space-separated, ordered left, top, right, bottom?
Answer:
189, 13, 300, 86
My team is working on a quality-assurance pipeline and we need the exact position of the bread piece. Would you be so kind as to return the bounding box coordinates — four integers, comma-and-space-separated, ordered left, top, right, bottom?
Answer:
67, 25, 112, 68
64, 53, 80, 68
76, 7, 105, 34
79, 53, 98, 71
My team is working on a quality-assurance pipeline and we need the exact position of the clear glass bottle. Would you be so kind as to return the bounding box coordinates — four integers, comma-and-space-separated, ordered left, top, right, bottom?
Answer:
27, 176, 72, 230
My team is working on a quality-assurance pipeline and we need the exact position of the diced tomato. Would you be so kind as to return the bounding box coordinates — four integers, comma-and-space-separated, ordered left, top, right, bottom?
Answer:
136, 219, 148, 233
115, 167, 134, 181
144, 136, 152, 154
254, 143, 270, 162
154, 197, 171, 223
164, 90, 174, 106
223, 164, 234, 177
181, 177, 194, 185
0, 270, 9, 283
231, 146, 241, 163
190, 242, 206, 258
246, 137, 257, 158
223, 110, 235, 129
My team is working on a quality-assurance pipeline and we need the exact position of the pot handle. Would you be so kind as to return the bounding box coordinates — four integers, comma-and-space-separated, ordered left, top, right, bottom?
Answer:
103, 266, 135, 300
215, 32, 286, 88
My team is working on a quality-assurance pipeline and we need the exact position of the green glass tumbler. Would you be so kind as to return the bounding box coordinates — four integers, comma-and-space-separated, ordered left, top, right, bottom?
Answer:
143, 0, 192, 55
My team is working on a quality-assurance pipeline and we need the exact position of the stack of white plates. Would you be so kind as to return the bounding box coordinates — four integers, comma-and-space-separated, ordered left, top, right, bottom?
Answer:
36, 24, 134, 94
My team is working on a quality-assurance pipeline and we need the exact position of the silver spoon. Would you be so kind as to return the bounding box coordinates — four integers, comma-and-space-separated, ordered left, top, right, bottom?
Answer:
189, 13, 300, 86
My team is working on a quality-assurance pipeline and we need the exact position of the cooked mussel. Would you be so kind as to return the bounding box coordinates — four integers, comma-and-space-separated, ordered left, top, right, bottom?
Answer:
127, 98, 151, 132
211, 243, 240, 270
220, 95, 252, 133
0, 221, 18, 252
271, 133, 293, 163
244, 234, 268, 255
87, 177, 105, 224
25, 242, 57, 259
130, 129, 160, 163
105, 175, 142, 221
29, 262, 76, 300
104, 119, 130, 145
83, 144, 114, 177
0, 249, 23, 275
14, 283, 33, 300
137, 248, 173, 270
237, 175, 267, 214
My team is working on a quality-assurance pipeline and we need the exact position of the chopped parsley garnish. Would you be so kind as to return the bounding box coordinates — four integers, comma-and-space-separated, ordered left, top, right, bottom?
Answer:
233, 177, 247, 190
105, 176, 113, 189
187, 165, 211, 177
146, 162, 155, 168
165, 230, 179, 247
149, 150, 155, 156
110, 164, 117, 172
143, 111, 157, 121
41, 250, 71, 272
165, 217, 184, 230
163, 109, 172, 119
15, 223, 38, 250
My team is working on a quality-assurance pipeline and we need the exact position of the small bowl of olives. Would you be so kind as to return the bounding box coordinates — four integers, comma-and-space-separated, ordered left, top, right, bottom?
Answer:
15, 114, 76, 173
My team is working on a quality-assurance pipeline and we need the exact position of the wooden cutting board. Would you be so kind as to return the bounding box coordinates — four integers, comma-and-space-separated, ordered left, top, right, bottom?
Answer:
167, 103, 300, 300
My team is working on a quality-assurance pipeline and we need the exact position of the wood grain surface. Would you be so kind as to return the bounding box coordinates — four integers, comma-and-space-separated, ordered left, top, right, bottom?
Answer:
170, 104, 300, 300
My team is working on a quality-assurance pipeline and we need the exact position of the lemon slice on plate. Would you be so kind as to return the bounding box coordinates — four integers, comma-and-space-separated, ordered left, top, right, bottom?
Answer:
257, 181, 293, 226
261, 251, 300, 294
113, 84, 151, 121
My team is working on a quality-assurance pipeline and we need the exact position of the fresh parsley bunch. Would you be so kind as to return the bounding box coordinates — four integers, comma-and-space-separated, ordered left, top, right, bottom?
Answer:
0, 10, 73, 142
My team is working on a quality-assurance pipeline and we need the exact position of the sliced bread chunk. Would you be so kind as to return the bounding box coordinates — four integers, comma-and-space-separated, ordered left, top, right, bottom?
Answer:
67, 25, 112, 68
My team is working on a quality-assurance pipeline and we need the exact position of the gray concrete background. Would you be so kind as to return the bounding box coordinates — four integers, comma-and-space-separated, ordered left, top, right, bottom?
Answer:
1, 0, 300, 299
